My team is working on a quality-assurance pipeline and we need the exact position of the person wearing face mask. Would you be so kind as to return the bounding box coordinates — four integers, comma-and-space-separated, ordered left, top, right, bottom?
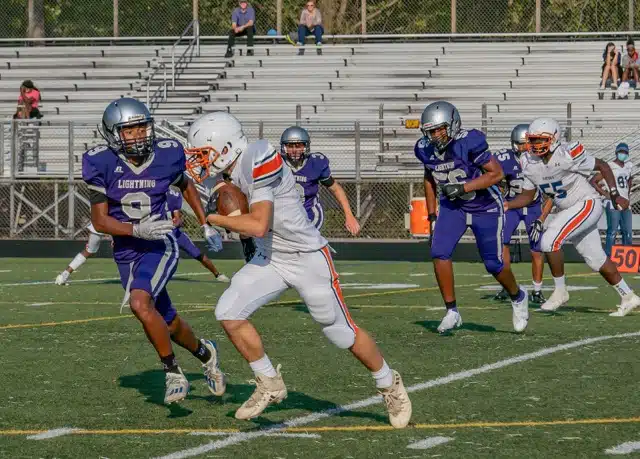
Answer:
590, 143, 634, 256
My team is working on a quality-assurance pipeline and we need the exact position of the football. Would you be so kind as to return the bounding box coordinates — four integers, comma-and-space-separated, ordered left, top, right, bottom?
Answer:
211, 180, 249, 217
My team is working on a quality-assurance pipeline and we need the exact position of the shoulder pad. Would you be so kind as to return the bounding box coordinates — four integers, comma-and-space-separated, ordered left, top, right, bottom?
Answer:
565, 141, 585, 160
460, 129, 488, 150
83, 144, 113, 160
308, 152, 329, 162
250, 140, 283, 188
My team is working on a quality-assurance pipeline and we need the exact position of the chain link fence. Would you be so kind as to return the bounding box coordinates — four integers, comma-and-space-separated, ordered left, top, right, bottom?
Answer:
0, 0, 637, 39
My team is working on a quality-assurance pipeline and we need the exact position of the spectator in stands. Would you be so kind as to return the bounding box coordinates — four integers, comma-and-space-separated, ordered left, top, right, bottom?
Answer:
225, 0, 255, 58
297, 1, 324, 55
600, 42, 620, 89
621, 38, 639, 85
13, 80, 42, 119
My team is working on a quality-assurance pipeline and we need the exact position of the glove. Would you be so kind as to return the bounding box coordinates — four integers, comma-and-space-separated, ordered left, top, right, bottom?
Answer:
529, 219, 544, 245
206, 189, 219, 215
203, 224, 223, 252
132, 214, 174, 241
240, 236, 256, 263
441, 183, 466, 201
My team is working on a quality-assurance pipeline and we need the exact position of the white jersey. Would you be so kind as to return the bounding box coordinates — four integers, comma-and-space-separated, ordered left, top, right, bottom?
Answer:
601, 160, 633, 202
230, 139, 327, 255
521, 142, 600, 211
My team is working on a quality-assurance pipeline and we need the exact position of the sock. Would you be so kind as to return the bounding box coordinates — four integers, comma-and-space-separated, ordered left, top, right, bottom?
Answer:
445, 300, 457, 311
161, 353, 179, 374
613, 279, 632, 298
553, 275, 566, 290
371, 360, 394, 389
68, 253, 87, 271
192, 340, 212, 364
533, 281, 543, 293
249, 354, 277, 378
59, 270, 70, 281
509, 287, 525, 302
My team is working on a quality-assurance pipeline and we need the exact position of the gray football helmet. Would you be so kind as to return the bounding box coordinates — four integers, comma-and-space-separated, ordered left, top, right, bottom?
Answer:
510, 123, 529, 154
280, 126, 310, 167
420, 101, 462, 151
98, 97, 155, 160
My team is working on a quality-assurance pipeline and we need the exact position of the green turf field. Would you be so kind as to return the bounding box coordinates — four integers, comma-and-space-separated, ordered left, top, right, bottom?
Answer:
0, 257, 639, 458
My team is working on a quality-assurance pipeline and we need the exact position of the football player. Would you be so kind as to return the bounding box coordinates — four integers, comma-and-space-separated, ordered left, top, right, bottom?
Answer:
165, 187, 230, 283
82, 98, 226, 404
54, 223, 106, 285
415, 101, 529, 333
185, 112, 411, 428
506, 117, 640, 316
493, 124, 553, 304
280, 126, 360, 235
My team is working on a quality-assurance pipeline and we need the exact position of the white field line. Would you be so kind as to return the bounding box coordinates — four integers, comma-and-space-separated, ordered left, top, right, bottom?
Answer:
0, 272, 214, 287
26, 428, 80, 440
188, 432, 320, 439
407, 436, 454, 449
153, 330, 640, 459
605, 441, 640, 455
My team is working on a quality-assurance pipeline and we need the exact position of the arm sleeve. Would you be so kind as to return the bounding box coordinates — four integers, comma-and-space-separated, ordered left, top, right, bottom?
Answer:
82, 154, 107, 196
252, 146, 284, 190
248, 7, 255, 22
231, 9, 239, 24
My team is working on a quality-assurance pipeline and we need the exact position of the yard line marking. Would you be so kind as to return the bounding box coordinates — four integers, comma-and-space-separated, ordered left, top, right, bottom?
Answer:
26, 428, 80, 440
153, 331, 640, 459
190, 432, 320, 439
0, 270, 12, 273
0, 272, 213, 287
3, 417, 640, 437
407, 436, 453, 449
605, 441, 640, 455
28, 302, 54, 307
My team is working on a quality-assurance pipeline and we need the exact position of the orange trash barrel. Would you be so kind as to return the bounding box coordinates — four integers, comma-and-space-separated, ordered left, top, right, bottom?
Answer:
409, 197, 429, 237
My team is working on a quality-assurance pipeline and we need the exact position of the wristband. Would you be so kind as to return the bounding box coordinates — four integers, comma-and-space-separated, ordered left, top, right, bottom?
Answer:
428, 213, 437, 223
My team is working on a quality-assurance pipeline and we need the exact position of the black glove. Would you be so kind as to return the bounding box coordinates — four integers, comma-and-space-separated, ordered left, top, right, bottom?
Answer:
427, 213, 437, 247
441, 183, 466, 201
529, 219, 544, 245
240, 236, 256, 263
206, 189, 219, 215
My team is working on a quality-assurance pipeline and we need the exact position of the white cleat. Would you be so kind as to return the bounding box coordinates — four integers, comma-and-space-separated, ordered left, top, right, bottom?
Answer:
164, 367, 190, 405
540, 288, 569, 311
55, 273, 69, 286
610, 293, 640, 317
511, 288, 529, 332
216, 273, 230, 283
201, 339, 226, 396
437, 309, 462, 333
379, 370, 412, 429
235, 364, 287, 420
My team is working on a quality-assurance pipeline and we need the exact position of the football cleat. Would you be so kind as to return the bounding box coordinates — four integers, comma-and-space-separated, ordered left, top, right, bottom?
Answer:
235, 364, 287, 420
215, 273, 230, 283
55, 272, 69, 286
511, 288, 529, 332
493, 288, 509, 301
530, 290, 546, 305
201, 339, 226, 396
379, 370, 412, 429
610, 293, 640, 317
164, 367, 190, 405
540, 288, 569, 311
437, 309, 462, 333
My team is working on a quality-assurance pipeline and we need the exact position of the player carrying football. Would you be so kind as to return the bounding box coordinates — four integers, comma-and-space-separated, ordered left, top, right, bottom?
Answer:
185, 112, 411, 428
415, 101, 529, 333
492, 124, 553, 304
279, 126, 360, 235
82, 98, 226, 405
506, 117, 640, 316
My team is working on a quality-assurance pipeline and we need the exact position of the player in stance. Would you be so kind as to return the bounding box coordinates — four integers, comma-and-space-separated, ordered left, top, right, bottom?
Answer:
185, 112, 412, 427
54, 223, 106, 285
165, 187, 230, 283
506, 117, 640, 316
415, 101, 529, 333
82, 98, 226, 404
493, 124, 553, 304
280, 126, 360, 235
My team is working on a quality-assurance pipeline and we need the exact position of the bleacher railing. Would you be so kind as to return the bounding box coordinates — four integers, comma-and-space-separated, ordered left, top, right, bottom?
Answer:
1, 117, 639, 241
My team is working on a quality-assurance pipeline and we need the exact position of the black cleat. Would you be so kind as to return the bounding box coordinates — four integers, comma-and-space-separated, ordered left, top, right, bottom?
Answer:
530, 290, 546, 305
493, 288, 509, 301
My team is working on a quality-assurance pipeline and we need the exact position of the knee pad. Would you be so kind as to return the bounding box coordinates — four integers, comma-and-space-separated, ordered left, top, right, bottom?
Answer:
484, 258, 504, 275
85, 233, 101, 254
581, 247, 607, 272
322, 323, 356, 349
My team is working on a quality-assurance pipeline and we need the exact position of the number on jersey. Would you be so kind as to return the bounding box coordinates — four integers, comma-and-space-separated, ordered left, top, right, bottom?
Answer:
432, 169, 477, 201
539, 180, 567, 199
121, 192, 151, 220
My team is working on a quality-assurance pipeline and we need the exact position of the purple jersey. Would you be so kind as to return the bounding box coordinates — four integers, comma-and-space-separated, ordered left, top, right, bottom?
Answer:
166, 187, 183, 213
290, 152, 332, 229
414, 129, 502, 213
82, 138, 186, 263
494, 148, 542, 206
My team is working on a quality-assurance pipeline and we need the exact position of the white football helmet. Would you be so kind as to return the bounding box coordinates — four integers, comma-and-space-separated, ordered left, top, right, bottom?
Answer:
185, 112, 248, 182
526, 117, 561, 156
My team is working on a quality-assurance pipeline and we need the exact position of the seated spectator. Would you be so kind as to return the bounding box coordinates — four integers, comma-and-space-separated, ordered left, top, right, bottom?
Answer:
225, 0, 255, 58
297, 1, 323, 55
13, 80, 42, 120
621, 38, 639, 86
600, 42, 621, 89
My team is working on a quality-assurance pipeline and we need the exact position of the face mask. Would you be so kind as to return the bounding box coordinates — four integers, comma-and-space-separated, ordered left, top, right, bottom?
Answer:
617, 153, 629, 162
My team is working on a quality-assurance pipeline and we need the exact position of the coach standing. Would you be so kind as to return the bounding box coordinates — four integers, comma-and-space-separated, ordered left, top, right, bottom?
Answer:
225, 1, 255, 58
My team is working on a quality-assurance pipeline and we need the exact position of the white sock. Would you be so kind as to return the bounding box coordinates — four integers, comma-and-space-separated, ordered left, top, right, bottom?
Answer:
69, 253, 87, 271
371, 360, 394, 389
553, 275, 566, 290
249, 354, 277, 378
613, 279, 632, 298
533, 281, 543, 293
